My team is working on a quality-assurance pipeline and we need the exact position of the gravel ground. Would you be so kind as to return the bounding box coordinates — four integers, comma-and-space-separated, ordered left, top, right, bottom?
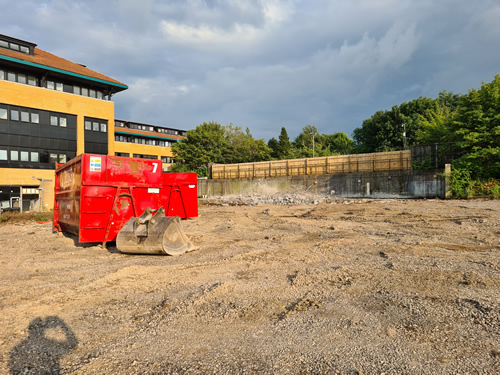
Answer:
0, 197, 499, 374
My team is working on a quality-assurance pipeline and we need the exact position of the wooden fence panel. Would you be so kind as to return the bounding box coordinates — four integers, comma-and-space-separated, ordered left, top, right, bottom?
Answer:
211, 150, 411, 179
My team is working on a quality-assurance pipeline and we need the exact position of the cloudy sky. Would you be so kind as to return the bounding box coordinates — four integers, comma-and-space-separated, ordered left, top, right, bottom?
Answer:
2, 0, 499, 141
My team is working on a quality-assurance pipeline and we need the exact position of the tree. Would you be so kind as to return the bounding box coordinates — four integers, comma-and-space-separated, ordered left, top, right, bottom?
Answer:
450, 74, 500, 178
353, 97, 440, 153
323, 132, 354, 154
267, 137, 279, 159
171, 122, 271, 176
292, 125, 331, 158
224, 125, 271, 163
277, 127, 292, 159
171, 121, 228, 176
438, 90, 461, 112
415, 102, 454, 145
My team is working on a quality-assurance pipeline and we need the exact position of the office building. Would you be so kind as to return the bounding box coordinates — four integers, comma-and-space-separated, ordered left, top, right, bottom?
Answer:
0, 34, 185, 212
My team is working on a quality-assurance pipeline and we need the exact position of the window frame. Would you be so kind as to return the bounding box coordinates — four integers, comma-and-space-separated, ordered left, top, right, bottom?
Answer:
31, 113, 39, 124
0, 108, 7, 120
10, 109, 19, 121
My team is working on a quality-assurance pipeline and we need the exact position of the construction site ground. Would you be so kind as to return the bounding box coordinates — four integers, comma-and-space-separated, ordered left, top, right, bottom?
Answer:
1, 197, 499, 374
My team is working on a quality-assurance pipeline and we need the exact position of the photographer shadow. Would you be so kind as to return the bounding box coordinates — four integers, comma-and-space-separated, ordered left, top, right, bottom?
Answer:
9, 316, 78, 375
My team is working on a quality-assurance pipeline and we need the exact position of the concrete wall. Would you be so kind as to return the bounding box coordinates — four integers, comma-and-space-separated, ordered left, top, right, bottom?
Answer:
198, 169, 448, 199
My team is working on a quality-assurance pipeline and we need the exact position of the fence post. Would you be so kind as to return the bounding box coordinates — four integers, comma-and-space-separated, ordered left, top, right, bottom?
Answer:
305, 159, 308, 175
253, 163, 255, 178
287, 160, 290, 176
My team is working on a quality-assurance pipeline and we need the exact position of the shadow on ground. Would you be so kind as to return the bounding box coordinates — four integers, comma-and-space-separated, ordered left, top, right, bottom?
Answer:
9, 316, 78, 375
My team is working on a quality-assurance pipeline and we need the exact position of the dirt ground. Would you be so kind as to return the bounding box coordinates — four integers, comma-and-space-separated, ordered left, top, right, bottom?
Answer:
0, 198, 499, 374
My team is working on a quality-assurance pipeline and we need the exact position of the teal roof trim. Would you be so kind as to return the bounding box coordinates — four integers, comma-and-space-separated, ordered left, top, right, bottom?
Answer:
0, 55, 128, 89
115, 130, 179, 142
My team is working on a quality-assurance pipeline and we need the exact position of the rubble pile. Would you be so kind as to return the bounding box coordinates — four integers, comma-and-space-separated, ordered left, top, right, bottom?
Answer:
203, 192, 334, 206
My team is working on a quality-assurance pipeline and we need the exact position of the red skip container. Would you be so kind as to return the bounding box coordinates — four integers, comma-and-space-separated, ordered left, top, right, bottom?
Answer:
53, 154, 198, 244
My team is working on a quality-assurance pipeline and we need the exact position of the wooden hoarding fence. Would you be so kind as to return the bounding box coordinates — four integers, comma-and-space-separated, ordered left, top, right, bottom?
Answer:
211, 150, 411, 180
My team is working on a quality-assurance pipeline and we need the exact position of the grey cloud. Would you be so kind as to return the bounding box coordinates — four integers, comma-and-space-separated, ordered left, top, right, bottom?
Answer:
1, 0, 500, 140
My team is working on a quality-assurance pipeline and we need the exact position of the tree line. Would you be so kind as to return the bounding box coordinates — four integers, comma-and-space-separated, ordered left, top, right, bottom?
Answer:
172, 74, 500, 190
171, 123, 354, 175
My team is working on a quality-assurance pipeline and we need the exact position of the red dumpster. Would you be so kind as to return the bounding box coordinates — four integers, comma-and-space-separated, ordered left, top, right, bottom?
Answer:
53, 154, 198, 245
161, 172, 198, 219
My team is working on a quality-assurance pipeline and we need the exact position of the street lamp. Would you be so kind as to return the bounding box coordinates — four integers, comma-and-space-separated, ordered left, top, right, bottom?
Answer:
402, 123, 407, 150
311, 131, 318, 158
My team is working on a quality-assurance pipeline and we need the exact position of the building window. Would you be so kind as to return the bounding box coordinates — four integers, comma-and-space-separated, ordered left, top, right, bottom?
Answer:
21, 111, 30, 122
27, 76, 37, 86
81, 87, 88, 96
92, 122, 99, 131
59, 154, 67, 163
133, 154, 157, 159
10, 43, 19, 51
10, 150, 18, 161
31, 113, 39, 123
73, 86, 80, 95
100, 123, 106, 132
31, 152, 39, 162
11, 110, 19, 121
20, 151, 29, 162
49, 153, 58, 164
85, 120, 92, 130
161, 157, 173, 163
0, 68, 38, 86
50, 116, 58, 126
0, 150, 7, 160
46, 79, 64, 91
60, 117, 67, 127
115, 152, 129, 157
89, 89, 96, 98
97, 91, 103, 99
0, 108, 7, 120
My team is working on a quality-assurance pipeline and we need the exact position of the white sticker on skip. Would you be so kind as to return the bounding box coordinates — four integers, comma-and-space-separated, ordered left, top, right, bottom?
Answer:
148, 188, 160, 193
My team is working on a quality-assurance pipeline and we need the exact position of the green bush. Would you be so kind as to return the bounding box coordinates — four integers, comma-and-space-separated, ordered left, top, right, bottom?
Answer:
448, 168, 473, 198
447, 169, 499, 199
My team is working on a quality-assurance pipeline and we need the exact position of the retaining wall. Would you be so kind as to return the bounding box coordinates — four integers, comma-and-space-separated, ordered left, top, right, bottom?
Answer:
198, 169, 448, 199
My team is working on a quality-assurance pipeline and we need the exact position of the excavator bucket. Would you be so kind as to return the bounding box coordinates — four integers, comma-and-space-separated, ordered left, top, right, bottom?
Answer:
116, 207, 196, 255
